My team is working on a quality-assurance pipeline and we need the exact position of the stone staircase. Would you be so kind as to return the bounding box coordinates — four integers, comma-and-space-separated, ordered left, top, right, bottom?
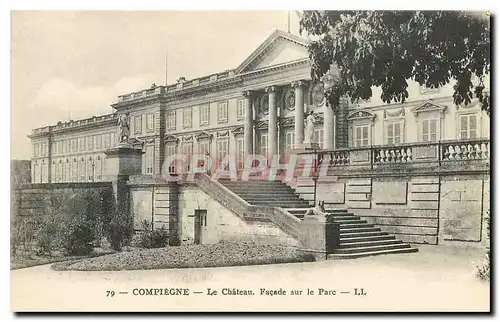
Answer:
220, 180, 418, 259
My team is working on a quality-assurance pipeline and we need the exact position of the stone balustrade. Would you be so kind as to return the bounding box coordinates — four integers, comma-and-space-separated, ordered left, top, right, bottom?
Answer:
319, 138, 490, 169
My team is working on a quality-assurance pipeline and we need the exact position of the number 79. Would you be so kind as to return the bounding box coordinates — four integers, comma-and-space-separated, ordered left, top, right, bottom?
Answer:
106, 291, 115, 297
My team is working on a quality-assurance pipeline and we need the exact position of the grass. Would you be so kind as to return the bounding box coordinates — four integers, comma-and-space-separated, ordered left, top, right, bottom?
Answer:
51, 241, 315, 271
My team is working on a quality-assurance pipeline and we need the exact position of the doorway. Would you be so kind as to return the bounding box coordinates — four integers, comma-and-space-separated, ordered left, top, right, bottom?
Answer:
194, 209, 207, 245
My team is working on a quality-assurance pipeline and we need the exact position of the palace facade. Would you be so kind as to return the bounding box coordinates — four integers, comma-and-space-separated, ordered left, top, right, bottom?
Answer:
28, 29, 490, 183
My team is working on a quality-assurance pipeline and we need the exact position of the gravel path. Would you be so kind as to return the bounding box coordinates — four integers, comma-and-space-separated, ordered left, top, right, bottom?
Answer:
11, 245, 490, 312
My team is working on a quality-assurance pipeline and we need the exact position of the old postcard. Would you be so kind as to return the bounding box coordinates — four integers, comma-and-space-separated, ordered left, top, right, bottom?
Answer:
10, 10, 491, 312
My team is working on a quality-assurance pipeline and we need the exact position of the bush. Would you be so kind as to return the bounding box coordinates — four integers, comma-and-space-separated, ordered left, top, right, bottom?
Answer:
136, 220, 169, 249
60, 214, 96, 256
35, 209, 64, 256
105, 212, 134, 251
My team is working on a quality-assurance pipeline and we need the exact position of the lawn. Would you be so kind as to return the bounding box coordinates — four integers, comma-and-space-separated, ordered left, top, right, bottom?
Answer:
51, 241, 315, 271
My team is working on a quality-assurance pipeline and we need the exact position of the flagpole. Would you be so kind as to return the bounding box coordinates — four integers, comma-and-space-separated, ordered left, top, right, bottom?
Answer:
165, 43, 168, 86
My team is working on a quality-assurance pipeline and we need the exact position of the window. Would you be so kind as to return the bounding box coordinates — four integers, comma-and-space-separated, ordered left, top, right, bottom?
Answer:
33, 144, 39, 158
199, 141, 210, 156
183, 108, 192, 129
87, 158, 94, 181
199, 104, 209, 126
65, 140, 70, 154
144, 145, 154, 174
459, 114, 478, 139
354, 125, 370, 147
51, 142, 57, 155
237, 99, 246, 120
216, 139, 229, 169
260, 133, 268, 161
285, 131, 295, 155
165, 144, 177, 173
71, 139, 77, 153
79, 158, 86, 182
41, 143, 47, 157
134, 115, 142, 134
314, 129, 324, 149
110, 132, 116, 147
166, 110, 176, 130
236, 137, 245, 170
386, 122, 403, 145
58, 141, 63, 155
182, 143, 193, 172
218, 101, 228, 123
147, 114, 155, 133
103, 134, 110, 149
95, 135, 102, 150
78, 138, 85, 152
421, 119, 438, 142
71, 159, 78, 182
87, 136, 94, 151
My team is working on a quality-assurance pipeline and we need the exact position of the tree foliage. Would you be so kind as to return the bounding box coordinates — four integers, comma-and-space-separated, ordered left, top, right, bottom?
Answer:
299, 11, 490, 115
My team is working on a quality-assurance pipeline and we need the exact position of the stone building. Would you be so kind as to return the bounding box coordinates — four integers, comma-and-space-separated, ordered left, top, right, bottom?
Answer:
29, 29, 490, 183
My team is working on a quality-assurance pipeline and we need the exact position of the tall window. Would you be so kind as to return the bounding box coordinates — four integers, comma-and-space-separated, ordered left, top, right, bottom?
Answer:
79, 158, 86, 182
110, 132, 116, 146
216, 139, 229, 169
165, 144, 177, 173
78, 138, 85, 152
33, 144, 39, 158
218, 101, 228, 123
354, 125, 370, 147
134, 115, 142, 134
71, 139, 77, 153
65, 140, 70, 154
183, 108, 192, 129
182, 143, 193, 172
237, 99, 245, 120
386, 122, 403, 145
95, 156, 103, 181
421, 119, 438, 142
314, 128, 324, 149
87, 136, 94, 151
95, 134, 102, 150
459, 114, 478, 139
199, 104, 209, 126
147, 114, 155, 133
260, 133, 268, 161
236, 137, 245, 170
199, 141, 210, 156
103, 133, 111, 149
144, 145, 154, 174
285, 131, 295, 155
166, 110, 176, 130
71, 159, 78, 182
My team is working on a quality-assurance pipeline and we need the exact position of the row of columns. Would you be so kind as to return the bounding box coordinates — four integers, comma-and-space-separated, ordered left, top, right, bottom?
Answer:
242, 81, 336, 161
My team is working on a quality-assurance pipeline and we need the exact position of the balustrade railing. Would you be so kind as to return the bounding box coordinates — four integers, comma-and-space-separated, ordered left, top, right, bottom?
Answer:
319, 138, 490, 168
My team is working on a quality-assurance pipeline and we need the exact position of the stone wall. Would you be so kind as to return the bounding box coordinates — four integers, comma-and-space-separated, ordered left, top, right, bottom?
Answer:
13, 182, 114, 219
293, 173, 490, 246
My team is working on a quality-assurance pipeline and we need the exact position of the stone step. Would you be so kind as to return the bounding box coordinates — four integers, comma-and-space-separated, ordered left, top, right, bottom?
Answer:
249, 202, 312, 208
241, 196, 304, 202
337, 222, 372, 229
334, 243, 411, 254
340, 231, 389, 238
339, 239, 403, 249
340, 235, 396, 243
339, 227, 381, 234
331, 217, 363, 222
286, 208, 351, 214
328, 247, 419, 259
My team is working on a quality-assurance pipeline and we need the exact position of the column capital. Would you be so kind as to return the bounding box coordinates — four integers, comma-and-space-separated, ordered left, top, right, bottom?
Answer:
241, 90, 253, 97
291, 80, 308, 89
265, 86, 277, 93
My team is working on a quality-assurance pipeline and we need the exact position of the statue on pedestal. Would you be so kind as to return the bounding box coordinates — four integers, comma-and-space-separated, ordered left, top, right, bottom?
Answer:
303, 110, 315, 144
118, 113, 131, 144
305, 200, 327, 217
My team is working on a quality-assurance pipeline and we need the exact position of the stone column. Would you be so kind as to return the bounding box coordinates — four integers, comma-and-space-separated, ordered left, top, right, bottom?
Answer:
335, 98, 350, 148
242, 90, 254, 158
265, 86, 278, 162
323, 103, 335, 150
292, 81, 306, 146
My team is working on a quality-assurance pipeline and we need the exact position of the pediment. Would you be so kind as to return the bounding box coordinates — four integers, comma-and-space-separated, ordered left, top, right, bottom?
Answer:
411, 100, 447, 116
231, 126, 245, 134
165, 135, 179, 144
194, 131, 213, 141
347, 110, 376, 121
235, 30, 309, 74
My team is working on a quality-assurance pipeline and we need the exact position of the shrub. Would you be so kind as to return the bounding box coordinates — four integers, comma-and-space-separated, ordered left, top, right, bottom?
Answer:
105, 212, 134, 251
60, 214, 96, 256
35, 209, 64, 256
136, 220, 170, 249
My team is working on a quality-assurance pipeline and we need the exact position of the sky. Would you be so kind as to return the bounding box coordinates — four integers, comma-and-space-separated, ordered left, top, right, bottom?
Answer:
10, 11, 302, 160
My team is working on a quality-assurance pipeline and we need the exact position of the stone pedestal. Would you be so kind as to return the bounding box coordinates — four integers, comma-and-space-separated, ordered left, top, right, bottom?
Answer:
297, 214, 340, 261
103, 143, 144, 215
298, 215, 328, 261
